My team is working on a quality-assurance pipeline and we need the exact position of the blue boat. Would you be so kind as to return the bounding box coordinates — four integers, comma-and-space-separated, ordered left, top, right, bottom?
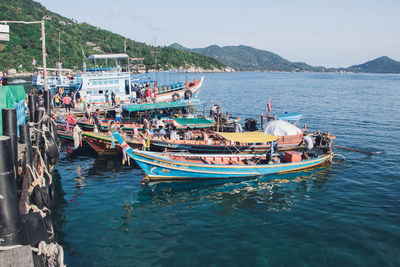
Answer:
111, 127, 332, 182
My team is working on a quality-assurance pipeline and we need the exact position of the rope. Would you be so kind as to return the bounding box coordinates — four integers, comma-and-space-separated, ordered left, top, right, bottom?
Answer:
31, 241, 66, 267
32, 145, 52, 184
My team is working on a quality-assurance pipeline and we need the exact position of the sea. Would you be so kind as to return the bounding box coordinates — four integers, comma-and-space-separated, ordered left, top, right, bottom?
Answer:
24, 72, 400, 266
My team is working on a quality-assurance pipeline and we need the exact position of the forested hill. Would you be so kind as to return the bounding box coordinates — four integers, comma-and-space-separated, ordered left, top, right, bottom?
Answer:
170, 43, 325, 72
0, 0, 225, 74
346, 56, 400, 73
170, 43, 400, 73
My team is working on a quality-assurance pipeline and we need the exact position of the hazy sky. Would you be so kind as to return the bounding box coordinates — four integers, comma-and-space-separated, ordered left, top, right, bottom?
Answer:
37, 0, 400, 68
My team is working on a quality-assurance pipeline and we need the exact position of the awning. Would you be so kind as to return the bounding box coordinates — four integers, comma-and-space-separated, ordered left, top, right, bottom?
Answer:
87, 54, 129, 60
174, 118, 215, 127
215, 131, 280, 143
123, 99, 203, 113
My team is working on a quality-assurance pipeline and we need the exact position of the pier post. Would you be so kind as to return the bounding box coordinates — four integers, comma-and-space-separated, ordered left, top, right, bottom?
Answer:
34, 109, 45, 146
0, 136, 25, 246
44, 91, 51, 115
28, 94, 36, 123
19, 124, 33, 169
2, 109, 18, 178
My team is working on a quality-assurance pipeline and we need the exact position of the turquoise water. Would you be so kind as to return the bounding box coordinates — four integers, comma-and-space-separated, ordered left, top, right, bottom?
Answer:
53, 72, 400, 266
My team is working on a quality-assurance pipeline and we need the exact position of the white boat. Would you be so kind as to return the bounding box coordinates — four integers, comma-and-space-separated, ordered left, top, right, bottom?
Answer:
78, 54, 203, 106
32, 65, 81, 93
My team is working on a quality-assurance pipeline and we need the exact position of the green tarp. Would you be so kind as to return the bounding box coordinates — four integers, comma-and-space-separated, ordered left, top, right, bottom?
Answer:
124, 98, 203, 113
0, 85, 27, 135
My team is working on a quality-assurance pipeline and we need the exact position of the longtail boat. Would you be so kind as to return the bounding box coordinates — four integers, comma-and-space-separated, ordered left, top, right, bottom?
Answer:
82, 131, 142, 155
111, 127, 333, 181
150, 131, 335, 154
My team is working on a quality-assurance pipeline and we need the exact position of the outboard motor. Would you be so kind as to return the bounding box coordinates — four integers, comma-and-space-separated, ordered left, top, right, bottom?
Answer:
245, 118, 258, 131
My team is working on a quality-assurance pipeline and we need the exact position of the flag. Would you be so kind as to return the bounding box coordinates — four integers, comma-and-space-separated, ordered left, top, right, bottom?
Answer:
32, 58, 36, 66
267, 97, 272, 113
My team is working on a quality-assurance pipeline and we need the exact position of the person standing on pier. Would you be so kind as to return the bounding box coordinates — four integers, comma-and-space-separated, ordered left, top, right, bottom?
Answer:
105, 90, 110, 106
63, 94, 72, 113
111, 91, 116, 106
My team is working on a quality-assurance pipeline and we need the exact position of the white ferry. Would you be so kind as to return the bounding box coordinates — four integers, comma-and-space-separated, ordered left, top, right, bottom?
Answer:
79, 54, 203, 106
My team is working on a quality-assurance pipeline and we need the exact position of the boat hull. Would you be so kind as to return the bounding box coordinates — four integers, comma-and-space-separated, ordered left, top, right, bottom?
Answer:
131, 150, 331, 181
111, 128, 332, 181
82, 132, 142, 155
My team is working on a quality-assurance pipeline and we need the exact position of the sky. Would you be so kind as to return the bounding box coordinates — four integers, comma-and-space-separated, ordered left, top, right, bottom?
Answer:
37, 0, 400, 68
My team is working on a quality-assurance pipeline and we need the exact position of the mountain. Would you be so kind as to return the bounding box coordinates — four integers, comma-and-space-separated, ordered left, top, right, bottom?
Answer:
170, 44, 400, 74
346, 56, 400, 73
0, 0, 224, 74
170, 44, 324, 72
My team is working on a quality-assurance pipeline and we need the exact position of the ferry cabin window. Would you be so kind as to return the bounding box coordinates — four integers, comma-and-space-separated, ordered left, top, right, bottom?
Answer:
93, 81, 98, 85
99, 90, 104, 94
98, 81, 103, 85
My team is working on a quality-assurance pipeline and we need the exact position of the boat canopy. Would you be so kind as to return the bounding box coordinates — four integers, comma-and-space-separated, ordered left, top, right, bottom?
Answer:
173, 118, 215, 127
87, 54, 129, 60
264, 120, 302, 136
123, 99, 203, 113
216, 131, 280, 143
277, 112, 303, 121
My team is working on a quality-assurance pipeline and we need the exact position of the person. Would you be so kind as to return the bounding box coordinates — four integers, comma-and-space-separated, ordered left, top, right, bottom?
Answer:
70, 91, 75, 108
75, 91, 81, 103
169, 126, 179, 140
158, 126, 166, 138
201, 130, 208, 141
184, 127, 193, 140
298, 131, 313, 159
111, 91, 116, 106
315, 130, 322, 147
93, 109, 100, 131
131, 89, 137, 103
142, 117, 150, 134
155, 117, 165, 129
145, 86, 152, 103
233, 121, 243, 133
104, 90, 109, 106
115, 104, 122, 123
130, 123, 138, 136
63, 93, 72, 113
85, 104, 92, 119
54, 91, 61, 107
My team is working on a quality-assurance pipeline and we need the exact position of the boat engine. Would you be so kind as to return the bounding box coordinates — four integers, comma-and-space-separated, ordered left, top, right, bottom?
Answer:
245, 118, 258, 131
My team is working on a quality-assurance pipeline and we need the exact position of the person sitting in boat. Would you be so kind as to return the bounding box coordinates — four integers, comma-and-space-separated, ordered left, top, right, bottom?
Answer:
185, 127, 193, 140
115, 104, 122, 123
170, 126, 180, 140
315, 130, 322, 147
85, 104, 92, 119
155, 117, 165, 129
158, 126, 167, 139
298, 131, 313, 159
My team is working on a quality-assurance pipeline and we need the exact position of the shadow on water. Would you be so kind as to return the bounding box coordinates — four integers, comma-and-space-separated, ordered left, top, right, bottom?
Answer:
118, 166, 332, 225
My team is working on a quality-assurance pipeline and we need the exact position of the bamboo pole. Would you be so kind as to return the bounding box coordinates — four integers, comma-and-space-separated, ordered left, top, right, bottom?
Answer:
41, 20, 48, 91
